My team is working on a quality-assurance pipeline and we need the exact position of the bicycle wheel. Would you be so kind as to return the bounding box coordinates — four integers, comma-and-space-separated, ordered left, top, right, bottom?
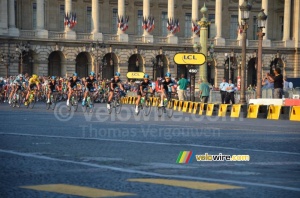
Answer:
107, 102, 112, 114
12, 97, 16, 108
46, 100, 50, 110
50, 95, 56, 110
73, 95, 78, 112
28, 94, 35, 109
115, 97, 122, 114
143, 98, 152, 116
166, 100, 174, 118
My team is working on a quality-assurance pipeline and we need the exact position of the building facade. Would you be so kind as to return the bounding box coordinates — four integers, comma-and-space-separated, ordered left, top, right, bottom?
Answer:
0, 0, 299, 87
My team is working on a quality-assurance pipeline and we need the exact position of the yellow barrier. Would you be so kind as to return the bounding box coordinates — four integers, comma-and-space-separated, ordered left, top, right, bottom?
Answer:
131, 97, 136, 104
188, 102, 194, 113
267, 105, 282, 120
290, 106, 300, 121
199, 103, 205, 115
218, 104, 228, 117
173, 100, 179, 111
247, 104, 260, 118
182, 101, 189, 112
206, 104, 214, 116
152, 97, 158, 106
230, 104, 241, 118
178, 100, 184, 111
193, 102, 199, 114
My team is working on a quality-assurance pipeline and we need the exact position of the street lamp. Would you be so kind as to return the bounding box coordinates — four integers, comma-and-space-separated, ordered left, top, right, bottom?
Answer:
225, 50, 235, 81
0, 52, 14, 78
15, 42, 30, 74
256, 9, 267, 99
239, 0, 252, 104
151, 56, 163, 80
90, 41, 106, 79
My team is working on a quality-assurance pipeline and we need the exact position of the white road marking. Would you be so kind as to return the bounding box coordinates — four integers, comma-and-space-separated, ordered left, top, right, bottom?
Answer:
1, 149, 300, 192
0, 132, 300, 156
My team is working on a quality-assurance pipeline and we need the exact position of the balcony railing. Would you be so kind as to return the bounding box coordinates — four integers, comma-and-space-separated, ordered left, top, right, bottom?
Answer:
154, 36, 168, 44
272, 41, 285, 48
102, 34, 118, 42
128, 35, 143, 43
9, 31, 296, 49
48, 31, 65, 39
77, 33, 92, 40
248, 40, 258, 47
178, 37, 192, 45
225, 39, 238, 46
20, 30, 36, 38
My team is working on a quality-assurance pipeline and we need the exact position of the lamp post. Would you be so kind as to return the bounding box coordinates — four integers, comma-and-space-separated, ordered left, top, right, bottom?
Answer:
239, 0, 252, 104
225, 50, 234, 81
15, 42, 30, 75
256, 9, 267, 99
90, 41, 105, 80
0, 53, 14, 78
151, 56, 163, 80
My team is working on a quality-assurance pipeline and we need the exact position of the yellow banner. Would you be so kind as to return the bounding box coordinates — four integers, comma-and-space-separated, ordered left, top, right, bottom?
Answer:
173, 53, 206, 65
126, 72, 145, 79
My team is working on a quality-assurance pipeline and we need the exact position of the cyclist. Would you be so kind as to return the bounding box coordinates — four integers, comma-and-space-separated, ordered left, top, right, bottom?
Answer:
47, 76, 59, 103
25, 74, 40, 105
159, 72, 175, 107
135, 74, 153, 113
82, 71, 97, 107
107, 72, 124, 109
67, 72, 81, 106
9, 74, 26, 104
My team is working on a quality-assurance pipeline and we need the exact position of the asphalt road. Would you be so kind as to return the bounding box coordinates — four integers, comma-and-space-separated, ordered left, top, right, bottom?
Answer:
0, 102, 300, 198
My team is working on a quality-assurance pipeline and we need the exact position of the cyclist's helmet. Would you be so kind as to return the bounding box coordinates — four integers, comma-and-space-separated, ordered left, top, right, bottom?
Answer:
73, 72, 78, 77
18, 74, 23, 78
165, 72, 171, 78
89, 71, 95, 76
32, 74, 38, 79
144, 74, 149, 79
51, 76, 56, 80
115, 72, 121, 77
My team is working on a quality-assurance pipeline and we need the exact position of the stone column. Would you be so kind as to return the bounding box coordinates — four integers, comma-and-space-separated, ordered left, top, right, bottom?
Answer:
91, 0, 103, 40
64, 0, 76, 39
191, 0, 199, 44
215, 0, 225, 46
283, 0, 293, 47
36, 0, 48, 38
117, 0, 128, 42
8, 0, 19, 36
261, 0, 271, 46
198, 4, 209, 82
167, 0, 178, 44
0, 0, 8, 35
143, 0, 153, 43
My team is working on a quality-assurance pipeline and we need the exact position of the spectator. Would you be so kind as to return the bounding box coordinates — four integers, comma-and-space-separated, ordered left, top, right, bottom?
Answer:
262, 73, 274, 89
199, 79, 210, 103
269, 68, 283, 98
177, 74, 188, 101
219, 78, 228, 104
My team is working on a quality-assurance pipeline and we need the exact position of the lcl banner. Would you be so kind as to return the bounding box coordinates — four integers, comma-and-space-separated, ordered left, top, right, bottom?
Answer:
126, 72, 145, 79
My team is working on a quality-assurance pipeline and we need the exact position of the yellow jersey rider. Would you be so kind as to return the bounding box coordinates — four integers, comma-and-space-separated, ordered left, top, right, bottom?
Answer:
25, 74, 40, 105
